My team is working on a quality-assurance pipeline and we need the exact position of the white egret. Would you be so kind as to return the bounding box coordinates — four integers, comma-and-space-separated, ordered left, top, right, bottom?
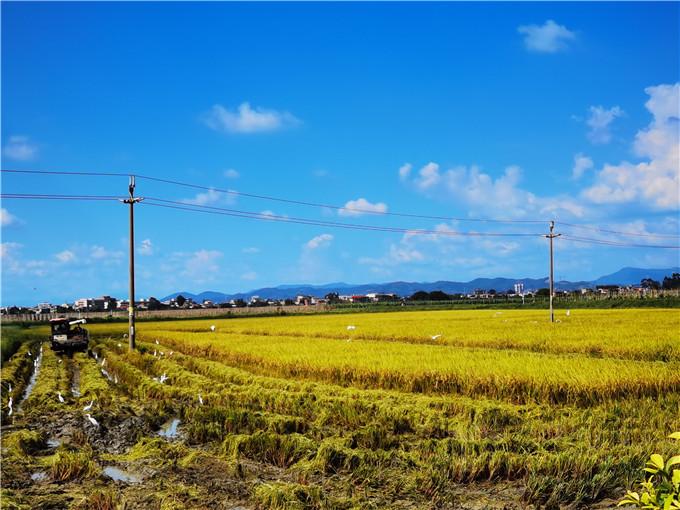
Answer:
566, 309, 571, 317
198, 393, 203, 405
93, 352, 98, 360
153, 350, 157, 357
169, 351, 174, 356
58, 392, 65, 403
118, 343, 122, 348
347, 325, 356, 331
114, 375, 119, 384
58, 359, 62, 364
8, 397, 13, 416
85, 414, 99, 427
28, 351, 32, 357
8, 384, 12, 393
159, 373, 168, 384
155, 339, 159, 345
101, 358, 106, 367
83, 400, 94, 411
210, 325, 216, 332
431, 334, 442, 340
101, 368, 110, 379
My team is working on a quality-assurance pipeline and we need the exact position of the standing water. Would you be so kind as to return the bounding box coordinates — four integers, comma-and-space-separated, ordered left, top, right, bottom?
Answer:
157, 418, 182, 439
15, 345, 44, 413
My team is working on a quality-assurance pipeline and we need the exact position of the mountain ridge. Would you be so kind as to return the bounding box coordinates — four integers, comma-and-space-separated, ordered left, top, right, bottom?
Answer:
160, 267, 679, 303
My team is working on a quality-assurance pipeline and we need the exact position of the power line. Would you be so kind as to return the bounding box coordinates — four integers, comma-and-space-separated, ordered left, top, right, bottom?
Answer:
558, 221, 680, 239
1, 168, 545, 224
3, 169, 679, 242
561, 234, 680, 249
141, 198, 544, 238
1, 193, 122, 201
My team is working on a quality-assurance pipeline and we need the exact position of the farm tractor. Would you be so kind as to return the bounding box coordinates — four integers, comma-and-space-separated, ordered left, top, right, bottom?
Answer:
50, 318, 89, 352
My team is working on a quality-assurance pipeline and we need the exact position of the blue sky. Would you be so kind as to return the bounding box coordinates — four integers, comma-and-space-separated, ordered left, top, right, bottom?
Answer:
2, 2, 679, 305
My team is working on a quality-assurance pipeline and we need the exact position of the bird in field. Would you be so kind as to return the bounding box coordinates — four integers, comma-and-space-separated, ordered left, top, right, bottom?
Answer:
85, 414, 99, 427
198, 393, 203, 405
8, 397, 13, 416
58, 359, 62, 364
566, 309, 571, 317
58, 392, 65, 403
101, 358, 106, 367
101, 368, 110, 379
27, 351, 32, 357
169, 351, 174, 356
347, 325, 356, 331
159, 373, 168, 384
155, 339, 159, 345
210, 325, 216, 332
431, 334, 442, 340
93, 352, 98, 360
123, 334, 128, 339
114, 375, 119, 384
8, 384, 12, 393
83, 400, 94, 411
153, 350, 157, 357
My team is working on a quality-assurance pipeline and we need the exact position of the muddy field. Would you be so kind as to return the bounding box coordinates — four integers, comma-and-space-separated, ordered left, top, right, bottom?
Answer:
1, 311, 678, 509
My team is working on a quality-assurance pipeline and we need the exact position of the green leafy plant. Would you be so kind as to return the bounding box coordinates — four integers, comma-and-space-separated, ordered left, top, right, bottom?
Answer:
619, 432, 680, 509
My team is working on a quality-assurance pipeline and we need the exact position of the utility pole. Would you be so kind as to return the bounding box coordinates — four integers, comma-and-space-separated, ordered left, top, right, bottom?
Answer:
545, 220, 561, 323
122, 176, 143, 350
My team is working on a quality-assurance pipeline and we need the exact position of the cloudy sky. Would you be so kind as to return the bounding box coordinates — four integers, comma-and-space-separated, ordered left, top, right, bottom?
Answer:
2, 2, 679, 305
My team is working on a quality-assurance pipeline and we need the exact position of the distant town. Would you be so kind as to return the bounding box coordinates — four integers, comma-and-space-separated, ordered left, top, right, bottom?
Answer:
4, 274, 679, 316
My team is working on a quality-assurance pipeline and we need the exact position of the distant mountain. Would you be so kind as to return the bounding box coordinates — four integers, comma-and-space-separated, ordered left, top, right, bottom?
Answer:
593, 267, 680, 286
160, 267, 680, 303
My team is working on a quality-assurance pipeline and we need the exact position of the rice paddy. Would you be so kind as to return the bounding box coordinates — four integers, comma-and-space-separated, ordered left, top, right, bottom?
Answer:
1, 308, 679, 509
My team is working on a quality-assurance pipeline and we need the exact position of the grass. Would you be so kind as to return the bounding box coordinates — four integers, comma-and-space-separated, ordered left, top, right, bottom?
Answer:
1, 308, 678, 508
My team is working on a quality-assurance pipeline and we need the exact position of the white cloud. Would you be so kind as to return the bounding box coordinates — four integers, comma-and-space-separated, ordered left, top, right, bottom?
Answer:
139, 239, 153, 256
55, 250, 76, 263
1, 242, 22, 260
242, 247, 260, 254
90, 246, 124, 260
3, 135, 38, 161
224, 168, 240, 179
572, 153, 594, 180
398, 163, 412, 181
1, 208, 18, 227
583, 83, 680, 209
241, 271, 258, 281
305, 233, 333, 250
405, 162, 585, 219
181, 188, 236, 206
517, 20, 576, 53
203, 102, 301, 134
181, 249, 223, 283
587, 105, 624, 144
358, 244, 424, 267
338, 198, 388, 217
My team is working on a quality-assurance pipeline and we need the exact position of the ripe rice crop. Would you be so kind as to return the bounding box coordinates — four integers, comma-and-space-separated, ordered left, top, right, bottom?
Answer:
2, 308, 678, 509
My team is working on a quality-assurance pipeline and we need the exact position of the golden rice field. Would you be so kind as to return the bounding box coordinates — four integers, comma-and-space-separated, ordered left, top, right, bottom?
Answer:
1, 308, 679, 509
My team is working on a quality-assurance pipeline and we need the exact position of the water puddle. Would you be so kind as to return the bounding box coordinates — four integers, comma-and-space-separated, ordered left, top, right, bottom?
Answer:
103, 466, 142, 484
31, 471, 48, 482
47, 438, 61, 448
71, 361, 81, 397
16, 347, 43, 412
157, 417, 181, 439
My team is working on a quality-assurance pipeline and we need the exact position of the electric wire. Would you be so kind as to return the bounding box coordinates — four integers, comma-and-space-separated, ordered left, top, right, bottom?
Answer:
1, 168, 546, 224
1, 169, 680, 240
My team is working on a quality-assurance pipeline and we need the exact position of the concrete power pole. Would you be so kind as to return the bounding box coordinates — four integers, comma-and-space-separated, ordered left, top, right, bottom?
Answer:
545, 220, 561, 323
122, 176, 143, 350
